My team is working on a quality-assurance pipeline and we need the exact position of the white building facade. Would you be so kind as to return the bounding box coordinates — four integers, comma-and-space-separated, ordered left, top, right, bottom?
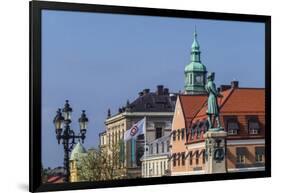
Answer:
141, 135, 170, 177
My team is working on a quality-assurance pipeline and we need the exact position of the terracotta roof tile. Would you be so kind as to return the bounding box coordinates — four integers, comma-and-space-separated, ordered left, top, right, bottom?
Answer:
179, 95, 207, 126
191, 88, 265, 123
221, 88, 265, 113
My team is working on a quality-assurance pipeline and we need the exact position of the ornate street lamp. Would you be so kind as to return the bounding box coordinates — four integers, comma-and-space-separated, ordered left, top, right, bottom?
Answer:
53, 100, 89, 183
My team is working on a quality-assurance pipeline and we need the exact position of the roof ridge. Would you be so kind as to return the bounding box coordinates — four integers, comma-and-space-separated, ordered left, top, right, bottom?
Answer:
219, 88, 235, 110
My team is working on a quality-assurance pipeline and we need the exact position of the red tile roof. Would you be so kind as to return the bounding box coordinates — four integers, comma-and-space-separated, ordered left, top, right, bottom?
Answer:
221, 88, 265, 113
192, 88, 265, 122
47, 175, 64, 184
179, 95, 208, 127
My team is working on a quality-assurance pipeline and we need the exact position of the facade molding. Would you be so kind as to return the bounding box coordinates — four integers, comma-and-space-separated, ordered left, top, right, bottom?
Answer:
172, 170, 205, 176
228, 167, 265, 172
187, 142, 205, 149
227, 139, 265, 145
106, 112, 174, 125
141, 154, 169, 162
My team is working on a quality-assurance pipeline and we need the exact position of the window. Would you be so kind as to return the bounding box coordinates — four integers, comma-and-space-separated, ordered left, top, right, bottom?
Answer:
177, 129, 180, 140
189, 152, 193, 165
196, 127, 200, 139
156, 143, 159, 154
177, 153, 181, 166
181, 128, 185, 140
191, 126, 196, 140
202, 150, 206, 164
227, 119, 239, 135
237, 154, 245, 163
255, 147, 264, 163
160, 161, 162, 175
173, 154, 177, 167
167, 141, 170, 152
150, 144, 153, 154
204, 120, 209, 133
195, 151, 199, 165
198, 122, 204, 137
236, 147, 246, 164
146, 163, 148, 176
156, 127, 162, 139
162, 142, 165, 153
185, 128, 189, 139
182, 152, 185, 166
248, 119, 260, 135
146, 103, 152, 109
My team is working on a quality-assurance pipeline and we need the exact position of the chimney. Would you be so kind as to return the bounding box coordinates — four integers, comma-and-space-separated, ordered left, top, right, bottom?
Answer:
143, 88, 150, 95
138, 91, 144, 96
163, 88, 169, 95
220, 85, 231, 91
157, 85, 164, 95
231, 81, 239, 88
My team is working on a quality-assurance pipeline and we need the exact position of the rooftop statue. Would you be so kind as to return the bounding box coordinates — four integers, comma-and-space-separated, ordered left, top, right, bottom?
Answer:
205, 72, 222, 130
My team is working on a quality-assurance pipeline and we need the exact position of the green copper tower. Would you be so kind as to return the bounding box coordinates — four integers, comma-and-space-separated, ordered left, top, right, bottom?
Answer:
184, 28, 207, 94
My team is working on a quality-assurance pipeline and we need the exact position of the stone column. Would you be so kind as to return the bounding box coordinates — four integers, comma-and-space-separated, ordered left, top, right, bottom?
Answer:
204, 130, 227, 174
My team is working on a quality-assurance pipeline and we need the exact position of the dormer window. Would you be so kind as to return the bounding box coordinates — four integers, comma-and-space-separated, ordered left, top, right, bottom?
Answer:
196, 122, 202, 138
191, 125, 196, 140
227, 119, 239, 135
248, 119, 260, 135
145, 103, 152, 109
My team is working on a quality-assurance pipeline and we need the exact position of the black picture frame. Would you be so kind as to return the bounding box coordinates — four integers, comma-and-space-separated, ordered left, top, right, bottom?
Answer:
30, 1, 271, 192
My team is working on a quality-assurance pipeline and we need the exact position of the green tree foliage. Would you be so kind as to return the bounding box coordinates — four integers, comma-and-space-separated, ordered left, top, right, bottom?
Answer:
77, 142, 125, 181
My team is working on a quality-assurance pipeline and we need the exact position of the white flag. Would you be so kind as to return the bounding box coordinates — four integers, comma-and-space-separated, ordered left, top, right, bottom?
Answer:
124, 118, 146, 141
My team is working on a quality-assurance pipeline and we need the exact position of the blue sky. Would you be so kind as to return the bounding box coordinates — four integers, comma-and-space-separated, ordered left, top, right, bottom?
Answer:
42, 10, 265, 168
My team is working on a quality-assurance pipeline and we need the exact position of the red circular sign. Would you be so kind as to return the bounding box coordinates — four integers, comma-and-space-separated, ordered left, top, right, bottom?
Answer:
130, 125, 138, 136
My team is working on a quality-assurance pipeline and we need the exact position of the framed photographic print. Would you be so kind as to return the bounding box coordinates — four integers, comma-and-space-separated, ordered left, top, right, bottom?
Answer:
29, 1, 271, 192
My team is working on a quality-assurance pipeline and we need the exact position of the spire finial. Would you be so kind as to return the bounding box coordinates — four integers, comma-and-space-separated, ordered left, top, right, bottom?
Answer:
194, 25, 197, 39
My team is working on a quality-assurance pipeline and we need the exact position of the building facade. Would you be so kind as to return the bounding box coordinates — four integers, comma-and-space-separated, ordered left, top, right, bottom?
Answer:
100, 85, 176, 178
99, 131, 107, 151
141, 135, 170, 178
171, 83, 265, 175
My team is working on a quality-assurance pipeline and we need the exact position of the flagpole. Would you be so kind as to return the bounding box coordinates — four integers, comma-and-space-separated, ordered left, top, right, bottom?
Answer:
144, 116, 147, 178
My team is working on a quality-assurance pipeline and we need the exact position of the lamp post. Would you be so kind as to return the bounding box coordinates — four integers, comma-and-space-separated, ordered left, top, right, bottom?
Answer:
53, 100, 89, 183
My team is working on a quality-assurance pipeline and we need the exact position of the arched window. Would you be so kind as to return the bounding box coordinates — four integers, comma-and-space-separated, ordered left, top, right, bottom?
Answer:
190, 74, 193, 85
